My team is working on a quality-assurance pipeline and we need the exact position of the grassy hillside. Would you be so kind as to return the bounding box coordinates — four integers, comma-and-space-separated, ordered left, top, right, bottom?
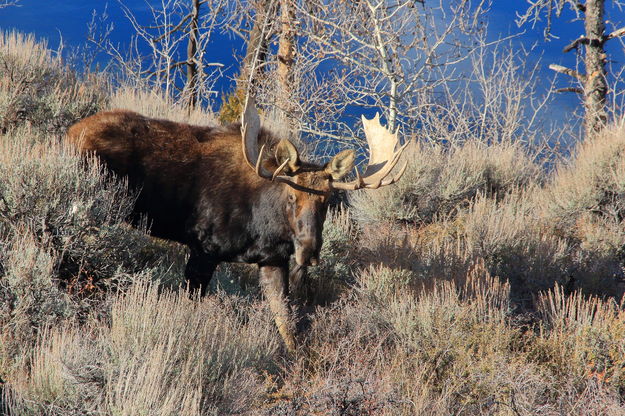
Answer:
1, 31, 625, 415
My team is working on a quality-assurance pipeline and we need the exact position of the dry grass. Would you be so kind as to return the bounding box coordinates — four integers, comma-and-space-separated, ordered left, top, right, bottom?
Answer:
6, 279, 281, 415
108, 85, 217, 125
0, 31, 106, 134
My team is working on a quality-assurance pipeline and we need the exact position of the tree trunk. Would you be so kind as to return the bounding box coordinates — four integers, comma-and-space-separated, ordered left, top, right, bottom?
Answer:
186, 0, 201, 110
238, 0, 271, 93
583, 0, 607, 137
277, 0, 296, 127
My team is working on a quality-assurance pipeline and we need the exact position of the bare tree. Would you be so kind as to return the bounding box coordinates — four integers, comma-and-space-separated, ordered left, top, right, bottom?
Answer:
517, 0, 625, 137
276, 0, 297, 127
216, 0, 278, 123
185, 0, 202, 108
89, 0, 228, 110
276, 0, 489, 157
237, 0, 274, 92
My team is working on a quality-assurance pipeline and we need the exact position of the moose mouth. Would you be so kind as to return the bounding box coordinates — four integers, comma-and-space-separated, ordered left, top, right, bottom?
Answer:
294, 241, 319, 266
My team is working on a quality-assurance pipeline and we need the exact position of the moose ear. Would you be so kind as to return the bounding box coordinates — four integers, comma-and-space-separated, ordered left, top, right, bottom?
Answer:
275, 139, 301, 173
326, 149, 355, 180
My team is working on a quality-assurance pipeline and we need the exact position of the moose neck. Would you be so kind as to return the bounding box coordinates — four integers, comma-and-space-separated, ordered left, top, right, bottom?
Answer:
246, 181, 295, 264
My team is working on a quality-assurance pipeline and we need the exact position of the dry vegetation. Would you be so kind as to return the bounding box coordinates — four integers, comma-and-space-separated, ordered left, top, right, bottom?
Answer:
1, 30, 625, 415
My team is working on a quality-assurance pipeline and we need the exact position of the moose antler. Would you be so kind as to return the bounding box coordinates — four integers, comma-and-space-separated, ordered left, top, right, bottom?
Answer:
331, 113, 408, 191
241, 97, 326, 195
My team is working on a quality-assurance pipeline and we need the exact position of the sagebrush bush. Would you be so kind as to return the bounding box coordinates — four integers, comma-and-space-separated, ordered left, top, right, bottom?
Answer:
270, 267, 625, 415
350, 140, 540, 225
452, 191, 571, 295
534, 285, 625, 391
0, 31, 106, 134
533, 120, 625, 295
0, 128, 187, 386
0, 231, 74, 380
300, 207, 359, 305
0, 128, 186, 285
7, 280, 281, 415
541, 119, 625, 234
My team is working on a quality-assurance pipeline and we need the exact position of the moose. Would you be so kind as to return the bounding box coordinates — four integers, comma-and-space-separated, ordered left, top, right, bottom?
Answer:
66, 98, 407, 351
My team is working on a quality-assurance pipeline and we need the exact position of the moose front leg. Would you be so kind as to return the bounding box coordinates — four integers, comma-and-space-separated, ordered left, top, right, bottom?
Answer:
185, 251, 217, 297
259, 264, 297, 352
289, 264, 308, 304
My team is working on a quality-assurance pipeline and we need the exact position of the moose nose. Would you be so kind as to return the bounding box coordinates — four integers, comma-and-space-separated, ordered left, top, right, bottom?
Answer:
294, 237, 318, 266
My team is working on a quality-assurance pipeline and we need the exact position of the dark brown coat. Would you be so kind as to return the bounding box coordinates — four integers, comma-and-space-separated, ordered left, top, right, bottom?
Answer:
67, 109, 355, 351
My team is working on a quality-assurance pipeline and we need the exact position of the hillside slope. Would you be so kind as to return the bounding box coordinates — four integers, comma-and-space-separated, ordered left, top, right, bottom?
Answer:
1, 31, 624, 415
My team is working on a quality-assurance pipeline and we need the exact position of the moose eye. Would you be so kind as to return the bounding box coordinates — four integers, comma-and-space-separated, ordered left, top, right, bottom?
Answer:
288, 194, 296, 203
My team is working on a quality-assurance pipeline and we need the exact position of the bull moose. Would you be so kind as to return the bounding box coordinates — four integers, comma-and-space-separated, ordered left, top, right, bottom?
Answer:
66, 98, 407, 351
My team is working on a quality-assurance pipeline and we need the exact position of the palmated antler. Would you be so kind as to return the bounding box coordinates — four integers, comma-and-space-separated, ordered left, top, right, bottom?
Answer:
331, 113, 408, 191
241, 96, 326, 195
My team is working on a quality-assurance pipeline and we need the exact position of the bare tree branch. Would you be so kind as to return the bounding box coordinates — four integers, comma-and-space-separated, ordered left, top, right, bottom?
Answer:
556, 87, 584, 94
549, 64, 586, 81
88, 0, 229, 109
605, 26, 625, 41
517, 0, 616, 136
0, 0, 20, 8
563, 36, 587, 53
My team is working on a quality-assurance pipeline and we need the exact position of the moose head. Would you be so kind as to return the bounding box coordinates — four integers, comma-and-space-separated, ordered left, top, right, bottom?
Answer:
240, 97, 408, 268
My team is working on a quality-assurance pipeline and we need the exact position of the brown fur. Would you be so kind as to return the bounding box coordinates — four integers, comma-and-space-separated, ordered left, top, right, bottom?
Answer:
67, 109, 354, 350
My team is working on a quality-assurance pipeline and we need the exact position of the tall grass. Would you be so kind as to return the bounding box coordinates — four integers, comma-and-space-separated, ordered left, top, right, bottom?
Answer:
7, 280, 280, 415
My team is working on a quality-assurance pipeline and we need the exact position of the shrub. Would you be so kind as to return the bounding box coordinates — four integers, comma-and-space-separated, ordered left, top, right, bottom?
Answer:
0, 128, 185, 285
534, 285, 625, 391
0, 231, 74, 380
0, 31, 106, 134
535, 120, 625, 295
6, 280, 281, 415
0, 128, 187, 385
453, 191, 571, 296
541, 119, 625, 235
349, 140, 540, 225
270, 266, 625, 415
300, 207, 359, 305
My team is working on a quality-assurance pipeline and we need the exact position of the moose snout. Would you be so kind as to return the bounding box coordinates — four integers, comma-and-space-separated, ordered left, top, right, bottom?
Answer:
294, 237, 320, 266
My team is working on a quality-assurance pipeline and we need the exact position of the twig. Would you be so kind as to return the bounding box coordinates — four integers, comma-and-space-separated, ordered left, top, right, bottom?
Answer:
549, 64, 586, 81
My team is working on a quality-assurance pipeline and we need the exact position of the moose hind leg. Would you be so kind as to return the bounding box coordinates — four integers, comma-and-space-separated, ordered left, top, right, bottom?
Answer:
259, 265, 296, 352
185, 252, 217, 296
